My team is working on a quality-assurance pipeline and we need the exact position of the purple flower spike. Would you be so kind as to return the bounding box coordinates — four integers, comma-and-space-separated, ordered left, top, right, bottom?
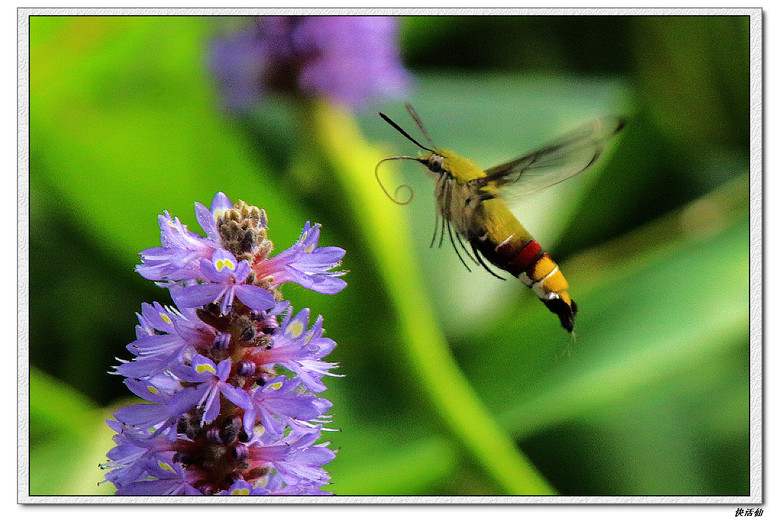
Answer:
209, 16, 412, 111
104, 193, 344, 495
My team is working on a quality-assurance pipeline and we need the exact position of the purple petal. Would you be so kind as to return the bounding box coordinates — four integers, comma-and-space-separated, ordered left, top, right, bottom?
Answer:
296, 274, 347, 295
220, 384, 253, 411
171, 283, 225, 309
194, 202, 219, 241
201, 386, 222, 424
211, 192, 233, 215
234, 260, 251, 282
114, 403, 170, 428
166, 385, 205, 416
242, 407, 257, 436
234, 284, 276, 311
124, 379, 166, 403
298, 445, 337, 467
291, 246, 345, 270
215, 358, 232, 381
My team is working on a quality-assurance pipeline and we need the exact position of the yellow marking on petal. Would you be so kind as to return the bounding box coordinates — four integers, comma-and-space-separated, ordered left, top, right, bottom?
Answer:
157, 461, 174, 472
195, 363, 217, 375
304, 244, 315, 253
231, 488, 250, 495
160, 313, 172, 324
287, 320, 305, 338
215, 259, 235, 271
270, 382, 283, 390
146, 385, 159, 394
255, 475, 269, 488
304, 331, 315, 343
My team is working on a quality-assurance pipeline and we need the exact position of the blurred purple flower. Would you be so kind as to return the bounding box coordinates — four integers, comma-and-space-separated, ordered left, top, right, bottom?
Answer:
210, 16, 412, 110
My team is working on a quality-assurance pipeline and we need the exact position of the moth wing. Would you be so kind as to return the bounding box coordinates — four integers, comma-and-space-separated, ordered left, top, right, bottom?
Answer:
472, 116, 626, 198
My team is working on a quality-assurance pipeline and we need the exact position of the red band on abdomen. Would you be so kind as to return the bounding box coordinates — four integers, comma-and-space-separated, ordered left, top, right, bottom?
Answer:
506, 240, 542, 276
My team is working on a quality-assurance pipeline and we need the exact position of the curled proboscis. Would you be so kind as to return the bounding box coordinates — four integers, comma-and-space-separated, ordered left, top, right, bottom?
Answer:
374, 156, 419, 205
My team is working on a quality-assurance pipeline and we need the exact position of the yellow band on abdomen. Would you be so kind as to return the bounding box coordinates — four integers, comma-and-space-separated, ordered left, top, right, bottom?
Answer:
541, 268, 569, 295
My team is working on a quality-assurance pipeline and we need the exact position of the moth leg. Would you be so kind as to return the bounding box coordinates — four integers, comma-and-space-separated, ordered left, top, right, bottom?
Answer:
471, 243, 507, 280
430, 210, 440, 248
454, 227, 479, 266
446, 219, 472, 272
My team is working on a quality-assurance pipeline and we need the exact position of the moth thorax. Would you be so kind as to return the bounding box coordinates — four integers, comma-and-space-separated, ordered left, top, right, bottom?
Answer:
217, 200, 273, 262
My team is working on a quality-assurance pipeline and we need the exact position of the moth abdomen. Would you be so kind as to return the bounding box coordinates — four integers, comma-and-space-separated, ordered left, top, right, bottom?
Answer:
473, 233, 577, 332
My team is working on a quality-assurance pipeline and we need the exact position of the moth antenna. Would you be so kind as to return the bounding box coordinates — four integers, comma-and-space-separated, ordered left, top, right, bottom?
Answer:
379, 112, 435, 152
404, 103, 437, 148
374, 156, 418, 205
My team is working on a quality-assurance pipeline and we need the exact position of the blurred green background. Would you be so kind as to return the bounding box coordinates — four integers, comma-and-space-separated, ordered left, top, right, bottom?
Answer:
27, 15, 751, 496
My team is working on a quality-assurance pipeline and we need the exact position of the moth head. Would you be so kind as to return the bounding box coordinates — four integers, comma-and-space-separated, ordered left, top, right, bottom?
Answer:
420, 151, 445, 174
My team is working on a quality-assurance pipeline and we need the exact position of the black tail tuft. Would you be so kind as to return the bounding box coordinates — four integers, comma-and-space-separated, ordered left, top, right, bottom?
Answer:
543, 298, 577, 333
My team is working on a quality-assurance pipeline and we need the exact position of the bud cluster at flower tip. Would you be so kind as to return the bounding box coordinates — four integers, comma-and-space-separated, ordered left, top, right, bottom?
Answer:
102, 193, 346, 496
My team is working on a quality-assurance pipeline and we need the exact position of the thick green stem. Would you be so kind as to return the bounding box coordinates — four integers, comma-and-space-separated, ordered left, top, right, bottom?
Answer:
306, 100, 556, 495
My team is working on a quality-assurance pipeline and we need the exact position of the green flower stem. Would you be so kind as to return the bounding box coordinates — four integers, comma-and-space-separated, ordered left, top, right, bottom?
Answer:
307, 100, 556, 495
